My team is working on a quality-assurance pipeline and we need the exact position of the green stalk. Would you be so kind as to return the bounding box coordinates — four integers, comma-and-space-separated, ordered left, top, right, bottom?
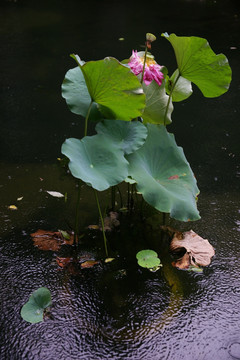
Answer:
163, 74, 180, 126
111, 186, 116, 211
94, 189, 108, 257
73, 182, 81, 245
127, 182, 130, 210
74, 100, 93, 242
84, 100, 93, 137
116, 185, 123, 208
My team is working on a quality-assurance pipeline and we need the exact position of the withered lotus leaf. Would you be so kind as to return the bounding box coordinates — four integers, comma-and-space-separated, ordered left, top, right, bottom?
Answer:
170, 230, 215, 269
80, 260, 100, 268
31, 229, 74, 251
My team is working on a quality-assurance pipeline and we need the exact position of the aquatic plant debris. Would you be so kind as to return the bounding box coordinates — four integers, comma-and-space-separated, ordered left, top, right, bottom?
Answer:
8, 205, 17, 210
46, 191, 64, 198
88, 212, 120, 232
31, 229, 74, 251
169, 229, 215, 269
80, 260, 100, 268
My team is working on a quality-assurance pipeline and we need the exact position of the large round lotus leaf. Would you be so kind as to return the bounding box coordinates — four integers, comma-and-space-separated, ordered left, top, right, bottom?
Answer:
20, 287, 52, 323
95, 120, 148, 155
162, 33, 232, 97
136, 250, 161, 269
62, 66, 102, 121
141, 79, 173, 125
71, 55, 145, 120
126, 124, 200, 221
61, 135, 129, 191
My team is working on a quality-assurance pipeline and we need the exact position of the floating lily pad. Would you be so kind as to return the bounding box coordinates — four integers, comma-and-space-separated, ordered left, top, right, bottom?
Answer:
62, 135, 129, 191
95, 119, 147, 154
162, 33, 232, 97
21, 287, 52, 323
127, 124, 200, 221
71, 55, 146, 120
136, 249, 161, 269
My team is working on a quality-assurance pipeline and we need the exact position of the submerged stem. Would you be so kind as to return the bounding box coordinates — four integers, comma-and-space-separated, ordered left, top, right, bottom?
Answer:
74, 181, 81, 245
94, 189, 108, 257
111, 186, 116, 211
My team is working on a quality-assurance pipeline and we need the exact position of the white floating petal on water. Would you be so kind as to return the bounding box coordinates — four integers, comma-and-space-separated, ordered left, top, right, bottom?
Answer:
46, 191, 64, 198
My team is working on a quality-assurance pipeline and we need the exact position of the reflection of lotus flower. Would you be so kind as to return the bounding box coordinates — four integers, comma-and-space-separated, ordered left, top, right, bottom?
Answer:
129, 51, 164, 86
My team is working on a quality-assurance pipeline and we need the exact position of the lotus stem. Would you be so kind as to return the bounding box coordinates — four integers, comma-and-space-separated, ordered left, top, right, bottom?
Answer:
94, 189, 108, 257
127, 182, 130, 209
74, 100, 93, 243
111, 186, 116, 211
74, 181, 81, 245
84, 100, 93, 137
163, 73, 180, 126
116, 185, 123, 208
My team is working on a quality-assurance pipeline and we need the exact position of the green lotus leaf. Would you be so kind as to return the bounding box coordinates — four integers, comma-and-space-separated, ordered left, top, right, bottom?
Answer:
95, 120, 148, 155
71, 55, 146, 120
141, 79, 173, 125
126, 124, 200, 221
20, 287, 52, 323
136, 249, 161, 269
166, 69, 193, 102
61, 135, 129, 191
162, 33, 232, 97
62, 66, 102, 121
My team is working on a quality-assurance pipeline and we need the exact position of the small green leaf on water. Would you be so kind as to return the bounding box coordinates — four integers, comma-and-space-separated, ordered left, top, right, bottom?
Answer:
59, 230, 70, 240
21, 287, 52, 323
187, 265, 203, 273
136, 249, 162, 270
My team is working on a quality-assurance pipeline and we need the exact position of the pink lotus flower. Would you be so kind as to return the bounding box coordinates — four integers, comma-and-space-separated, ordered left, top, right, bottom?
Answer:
128, 50, 164, 86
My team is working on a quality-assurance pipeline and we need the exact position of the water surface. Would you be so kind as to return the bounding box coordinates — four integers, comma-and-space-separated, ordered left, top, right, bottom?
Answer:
0, 1, 239, 359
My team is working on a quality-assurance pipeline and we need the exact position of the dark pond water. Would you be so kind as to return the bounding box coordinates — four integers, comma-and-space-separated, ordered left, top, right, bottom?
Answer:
0, 0, 240, 359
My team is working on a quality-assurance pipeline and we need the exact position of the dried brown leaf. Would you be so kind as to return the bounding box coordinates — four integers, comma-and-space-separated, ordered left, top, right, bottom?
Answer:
31, 230, 62, 251
31, 229, 74, 251
56, 257, 80, 275
170, 230, 215, 269
80, 260, 100, 268
56, 257, 73, 268
101, 211, 120, 231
